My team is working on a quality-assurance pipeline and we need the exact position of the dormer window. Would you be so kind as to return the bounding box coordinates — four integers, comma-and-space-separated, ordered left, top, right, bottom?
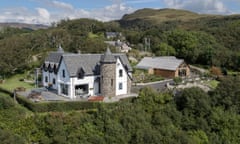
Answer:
53, 65, 57, 74
77, 67, 85, 79
62, 69, 65, 78
43, 63, 48, 72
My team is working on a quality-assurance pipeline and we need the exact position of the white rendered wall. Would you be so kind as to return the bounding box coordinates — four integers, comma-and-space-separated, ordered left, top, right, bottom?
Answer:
58, 60, 72, 98
42, 70, 49, 87
71, 75, 99, 98
115, 58, 128, 95
49, 72, 57, 89
42, 69, 57, 89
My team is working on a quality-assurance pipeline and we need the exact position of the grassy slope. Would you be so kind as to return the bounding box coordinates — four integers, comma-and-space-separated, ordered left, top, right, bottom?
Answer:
121, 8, 220, 24
0, 74, 35, 91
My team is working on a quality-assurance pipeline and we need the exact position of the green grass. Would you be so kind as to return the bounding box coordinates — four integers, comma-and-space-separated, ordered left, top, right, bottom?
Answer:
227, 70, 240, 76
88, 32, 99, 38
0, 74, 35, 91
204, 80, 219, 89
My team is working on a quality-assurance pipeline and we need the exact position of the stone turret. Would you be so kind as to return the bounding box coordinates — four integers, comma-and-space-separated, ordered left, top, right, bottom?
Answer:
100, 48, 116, 97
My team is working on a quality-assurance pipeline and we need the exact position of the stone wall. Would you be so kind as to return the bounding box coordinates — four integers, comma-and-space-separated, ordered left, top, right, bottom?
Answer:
100, 63, 116, 97
127, 75, 132, 94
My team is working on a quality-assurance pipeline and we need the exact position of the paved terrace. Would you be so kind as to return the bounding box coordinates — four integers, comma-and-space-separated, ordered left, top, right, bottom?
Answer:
17, 88, 138, 102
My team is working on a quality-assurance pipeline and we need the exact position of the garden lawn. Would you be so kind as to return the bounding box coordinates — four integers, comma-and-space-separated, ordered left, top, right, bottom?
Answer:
204, 80, 219, 89
0, 74, 35, 91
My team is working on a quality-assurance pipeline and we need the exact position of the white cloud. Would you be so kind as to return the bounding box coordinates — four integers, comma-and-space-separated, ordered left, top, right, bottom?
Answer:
164, 0, 231, 14
36, 8, 50, 20
0, 7, 37, 24
51, 0, 74, 10
0, 0, 135, 25
126, 0, 158, 4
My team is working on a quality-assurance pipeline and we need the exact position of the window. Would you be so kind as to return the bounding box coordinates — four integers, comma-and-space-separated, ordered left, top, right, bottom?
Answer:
77, 68, 84, 79
62, 69, 65, 78
119, 69, 123, 77
60, 84, 68, 96
178, 69, 187, 77
75, 84, 89, 96
111, 79, 113, 87
52, 78, 56, 85
119, 82, 123, 90
45, 76, 48, 83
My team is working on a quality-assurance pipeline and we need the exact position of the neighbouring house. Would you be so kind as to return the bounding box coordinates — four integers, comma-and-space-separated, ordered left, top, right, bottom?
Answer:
42, 46, 133, 99
136, 56, 190, 78
105, 32, 121, 39
104, 40, 132, 53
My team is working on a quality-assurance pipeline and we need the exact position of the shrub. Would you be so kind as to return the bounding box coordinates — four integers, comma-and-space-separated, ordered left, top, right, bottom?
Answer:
16, 94, 101, 112
0, 96, 15, 110
173, 77, 182, 84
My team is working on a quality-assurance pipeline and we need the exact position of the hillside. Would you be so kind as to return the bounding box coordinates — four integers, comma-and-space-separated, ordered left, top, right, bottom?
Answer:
119, 8, 240, 29
0, 22, 49, 30
121, 8, 217, 23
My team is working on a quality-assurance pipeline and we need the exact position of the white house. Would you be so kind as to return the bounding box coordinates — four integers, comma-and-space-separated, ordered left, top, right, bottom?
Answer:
104, 40, 132, 53
42, 47, 132, 99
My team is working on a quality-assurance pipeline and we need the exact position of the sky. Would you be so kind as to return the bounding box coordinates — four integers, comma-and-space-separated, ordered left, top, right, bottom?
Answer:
0, 0, 239, 25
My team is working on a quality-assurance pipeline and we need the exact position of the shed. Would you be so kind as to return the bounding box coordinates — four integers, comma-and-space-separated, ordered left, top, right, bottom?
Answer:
136, 56, 190, 78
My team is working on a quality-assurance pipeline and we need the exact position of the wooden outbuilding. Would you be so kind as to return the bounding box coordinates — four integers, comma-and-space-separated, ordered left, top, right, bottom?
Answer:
136, 56, 190, 78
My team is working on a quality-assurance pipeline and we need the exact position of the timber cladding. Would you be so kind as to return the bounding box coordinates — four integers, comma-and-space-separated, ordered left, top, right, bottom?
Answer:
153, 69, 176, 78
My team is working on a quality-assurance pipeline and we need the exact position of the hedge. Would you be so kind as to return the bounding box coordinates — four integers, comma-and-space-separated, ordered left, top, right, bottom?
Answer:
16, 94, 101, 112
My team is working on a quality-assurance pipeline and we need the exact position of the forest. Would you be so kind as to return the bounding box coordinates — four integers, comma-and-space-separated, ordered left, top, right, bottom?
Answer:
0, 76, 240, 143
0, 8, 240, 143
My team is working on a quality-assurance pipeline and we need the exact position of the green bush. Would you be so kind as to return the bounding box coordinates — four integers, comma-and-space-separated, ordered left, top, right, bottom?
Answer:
0, 96, 15, 110
16, 94, 101, 112
173, 77, 182, 84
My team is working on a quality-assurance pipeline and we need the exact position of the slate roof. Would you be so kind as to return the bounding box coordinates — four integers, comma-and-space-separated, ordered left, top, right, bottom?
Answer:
45, 52, 63, 64
136, 56, 184, 71
62, 54, 101, 76
62, 53, 132, 77
43, 47, 132, 77
43, 51, 64, 71
105, 32, 119, 38
100, 48, 116, 63
44, 45, 64, 65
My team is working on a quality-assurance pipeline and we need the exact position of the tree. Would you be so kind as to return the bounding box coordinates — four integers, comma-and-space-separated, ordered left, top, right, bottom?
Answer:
153, 42, 176, 56
211, 76, 240, 111
175, 87, 211, 117
0, 129, 26, 144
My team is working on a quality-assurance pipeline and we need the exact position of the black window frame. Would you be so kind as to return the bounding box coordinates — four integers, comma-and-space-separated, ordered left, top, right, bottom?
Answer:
62, 69, 65, 78
119, 82, 123, 90
119, 69, 123, 77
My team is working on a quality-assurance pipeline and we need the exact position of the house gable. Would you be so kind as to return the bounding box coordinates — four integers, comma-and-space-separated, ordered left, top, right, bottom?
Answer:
115, 57, 129, 95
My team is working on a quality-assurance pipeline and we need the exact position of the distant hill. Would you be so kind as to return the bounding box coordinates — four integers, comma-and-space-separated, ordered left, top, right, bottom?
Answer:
0, 22, 49, 30
118, 8, 240, 28
121, 8, 216, 22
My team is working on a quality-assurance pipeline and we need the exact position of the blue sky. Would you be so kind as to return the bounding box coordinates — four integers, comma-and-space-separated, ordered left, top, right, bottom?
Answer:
0, 0, 239, 25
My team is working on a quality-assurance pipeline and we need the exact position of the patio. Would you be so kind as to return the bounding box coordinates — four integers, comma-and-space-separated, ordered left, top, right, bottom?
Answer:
17, 87, 138, 102
17, 88, 70, 102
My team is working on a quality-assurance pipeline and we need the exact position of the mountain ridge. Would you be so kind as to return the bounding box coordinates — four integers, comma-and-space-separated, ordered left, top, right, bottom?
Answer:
0, 22, 49, 30
120, 8, 239, 24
